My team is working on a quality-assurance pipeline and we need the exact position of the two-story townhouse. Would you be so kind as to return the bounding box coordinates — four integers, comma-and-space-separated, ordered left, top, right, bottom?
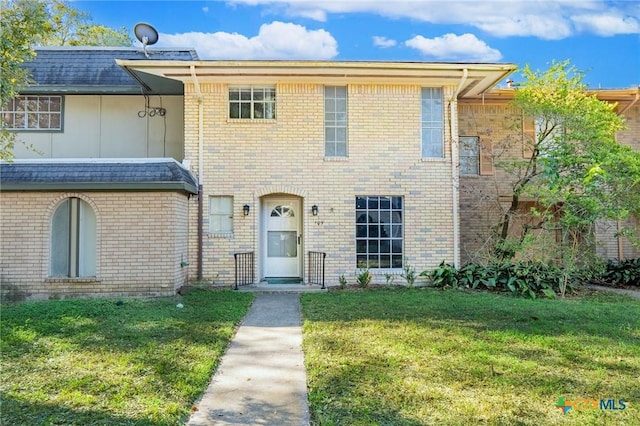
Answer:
117, 60, 517, 286
0, 48, 199, 301
457, 88, 640, 263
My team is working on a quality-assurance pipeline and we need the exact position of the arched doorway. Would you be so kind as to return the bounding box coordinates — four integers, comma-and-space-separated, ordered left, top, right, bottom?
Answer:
261, 196, 302, 281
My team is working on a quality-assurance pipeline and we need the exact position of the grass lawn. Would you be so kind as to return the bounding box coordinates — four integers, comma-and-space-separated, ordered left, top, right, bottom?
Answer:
1, 290, 254, 426
302, 288, 640, 426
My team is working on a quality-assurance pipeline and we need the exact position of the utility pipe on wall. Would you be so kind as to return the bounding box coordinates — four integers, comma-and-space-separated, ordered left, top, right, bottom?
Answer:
449, 68, 468, 268
190, 65, 205, 281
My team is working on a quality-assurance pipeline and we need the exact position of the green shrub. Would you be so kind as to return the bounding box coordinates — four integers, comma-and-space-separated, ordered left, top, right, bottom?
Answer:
598, 258, 640, 287
422, 260, 571, 298
401, 263, 417, 287
355, 268, 373, 288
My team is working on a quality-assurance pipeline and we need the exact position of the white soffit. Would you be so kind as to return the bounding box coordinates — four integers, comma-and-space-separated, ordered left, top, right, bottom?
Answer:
117, 60, 517, 98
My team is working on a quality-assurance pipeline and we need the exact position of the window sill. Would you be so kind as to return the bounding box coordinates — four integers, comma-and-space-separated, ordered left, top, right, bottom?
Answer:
226, 119, 276, 124
208, 233, 234, 239
421, 157, 448, 162
46, 277, 101, 283
324, 156, 349, 162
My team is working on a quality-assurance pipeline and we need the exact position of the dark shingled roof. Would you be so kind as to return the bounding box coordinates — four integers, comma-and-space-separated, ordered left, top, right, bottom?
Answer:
21, 47, 198, 95
0, 160, 198, 194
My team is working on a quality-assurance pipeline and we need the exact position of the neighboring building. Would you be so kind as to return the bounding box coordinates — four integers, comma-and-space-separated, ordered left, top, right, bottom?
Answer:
0, 48, 199, 301
457, 88, 640, 263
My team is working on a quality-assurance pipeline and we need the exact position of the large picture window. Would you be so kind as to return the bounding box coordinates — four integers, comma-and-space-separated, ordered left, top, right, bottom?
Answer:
421, 88, 443, 158
2, 95, 62, 130
229, 87, 276, 119
324, 86, 348, 157
356, 196, 403, 269
50, 198, 96, 277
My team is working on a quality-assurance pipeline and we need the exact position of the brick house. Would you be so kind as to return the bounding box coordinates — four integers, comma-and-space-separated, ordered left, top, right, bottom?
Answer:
117, 59, 517, 286
0, 48, 198, 300
2, 48, 637, 299
457, 89, 640, 263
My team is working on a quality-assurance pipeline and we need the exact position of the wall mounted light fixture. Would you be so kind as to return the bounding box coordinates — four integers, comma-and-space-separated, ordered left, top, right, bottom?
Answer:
312, 205, 319, 216
243, 204, 250, 216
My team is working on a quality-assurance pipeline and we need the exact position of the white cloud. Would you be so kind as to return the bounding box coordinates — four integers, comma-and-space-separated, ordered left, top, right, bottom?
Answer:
405, 33, 503, 62
372, 36, 397, 48
157, 21, 338, 59
202, 6, 209, 13
225, 0, 640, 39
572, 13, 640, 36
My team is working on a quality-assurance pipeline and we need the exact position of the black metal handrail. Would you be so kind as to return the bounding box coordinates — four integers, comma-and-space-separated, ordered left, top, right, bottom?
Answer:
234, 251, 255, 290
308, 251, 326, 289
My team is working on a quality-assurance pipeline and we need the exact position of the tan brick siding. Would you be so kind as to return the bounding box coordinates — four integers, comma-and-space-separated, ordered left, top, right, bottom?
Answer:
0, 191, 191, 300
183, 82, 457, 285
458, 101, 640, 263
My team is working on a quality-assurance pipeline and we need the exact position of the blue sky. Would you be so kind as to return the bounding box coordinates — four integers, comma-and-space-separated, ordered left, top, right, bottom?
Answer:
75, 0, 639, 89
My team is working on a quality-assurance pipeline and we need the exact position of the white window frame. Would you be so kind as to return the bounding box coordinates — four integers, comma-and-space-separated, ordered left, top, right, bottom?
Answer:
209, 196, 234, 236
324, 86, 348, 157
50, 197, 96, 277
2, 95, 63, 131
228, 86, 276, 120
356, 196, 403, 270
421, 87, 444, 158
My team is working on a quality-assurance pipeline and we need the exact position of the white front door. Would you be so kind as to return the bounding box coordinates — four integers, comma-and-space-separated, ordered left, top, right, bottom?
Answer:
264, 198, 301, 278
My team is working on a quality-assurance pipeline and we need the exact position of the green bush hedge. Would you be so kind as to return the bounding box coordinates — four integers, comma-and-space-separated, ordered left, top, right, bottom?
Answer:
596, 258, 640, 287
422, 261, 566, 299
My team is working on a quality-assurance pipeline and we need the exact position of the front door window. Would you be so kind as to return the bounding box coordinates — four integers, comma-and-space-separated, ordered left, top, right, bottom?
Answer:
264, 199, 301, 278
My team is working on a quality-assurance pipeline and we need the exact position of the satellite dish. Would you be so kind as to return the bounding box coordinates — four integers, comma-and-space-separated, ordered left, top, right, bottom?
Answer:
134, 22, 159, 58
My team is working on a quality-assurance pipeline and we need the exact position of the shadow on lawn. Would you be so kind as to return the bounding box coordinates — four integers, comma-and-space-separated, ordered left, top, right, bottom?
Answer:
302, 288, 640, 342
1, 394, 170, 426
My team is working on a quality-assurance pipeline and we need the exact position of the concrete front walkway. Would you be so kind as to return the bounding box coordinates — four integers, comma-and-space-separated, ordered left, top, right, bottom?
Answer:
186, 293, 310, 426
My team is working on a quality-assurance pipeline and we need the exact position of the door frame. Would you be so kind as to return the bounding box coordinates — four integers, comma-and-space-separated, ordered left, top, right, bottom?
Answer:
261, 195, 303, 280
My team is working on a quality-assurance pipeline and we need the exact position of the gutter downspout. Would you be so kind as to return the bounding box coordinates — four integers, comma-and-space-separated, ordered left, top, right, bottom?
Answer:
191, 65, 205, 281
449, 68, 468, 268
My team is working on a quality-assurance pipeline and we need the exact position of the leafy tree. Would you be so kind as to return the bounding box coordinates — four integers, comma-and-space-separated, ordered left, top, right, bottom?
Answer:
0, 0, 50, 160
1, 0, 131, 160
42, 0, 132, 46
492, 60, 640, 295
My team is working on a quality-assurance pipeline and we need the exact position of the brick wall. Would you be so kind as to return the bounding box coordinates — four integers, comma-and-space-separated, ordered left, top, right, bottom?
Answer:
183, 82, 458, 285
0, 191, 191, 300
457, 101, 640, 263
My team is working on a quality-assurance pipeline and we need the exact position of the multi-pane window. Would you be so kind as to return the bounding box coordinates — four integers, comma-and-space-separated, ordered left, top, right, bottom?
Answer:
229, 87, 276, 119
324, 86, 348, 157
421, 88, 444, 158
209, 196, 233, 234
356, 196, 403, 269
2, 95, 62, 130
460, 136, 480, 175
50, 198, 96, 277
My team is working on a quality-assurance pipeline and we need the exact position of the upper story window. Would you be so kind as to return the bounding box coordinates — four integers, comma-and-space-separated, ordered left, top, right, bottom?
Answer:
2, 95, 63, 131
325, 86, 348, 157
229, 87, 276, 120
460, 136, 479, 175
421, 88, 444, 158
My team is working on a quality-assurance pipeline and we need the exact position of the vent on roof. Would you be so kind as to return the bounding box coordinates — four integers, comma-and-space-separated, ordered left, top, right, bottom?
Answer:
134, 23, 159, 59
